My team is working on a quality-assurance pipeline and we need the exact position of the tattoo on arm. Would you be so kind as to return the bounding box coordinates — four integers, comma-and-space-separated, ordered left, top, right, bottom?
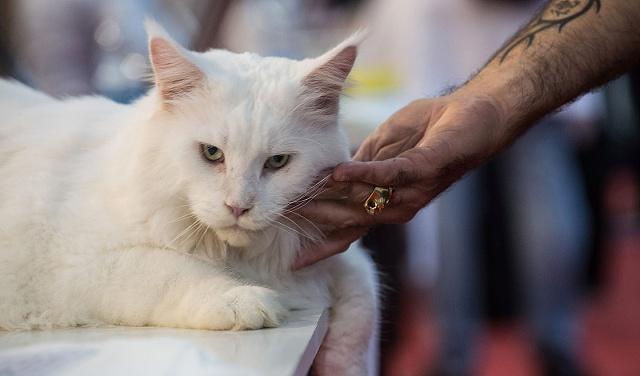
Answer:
497, 0, 601, 63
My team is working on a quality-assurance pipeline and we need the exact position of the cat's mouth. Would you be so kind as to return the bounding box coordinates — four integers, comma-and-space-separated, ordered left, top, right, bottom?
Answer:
215, 223, 258, 247
219, 223, 261, 234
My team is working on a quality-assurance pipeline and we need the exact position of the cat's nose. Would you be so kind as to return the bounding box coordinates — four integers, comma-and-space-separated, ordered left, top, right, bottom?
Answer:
225, 203, 251, 218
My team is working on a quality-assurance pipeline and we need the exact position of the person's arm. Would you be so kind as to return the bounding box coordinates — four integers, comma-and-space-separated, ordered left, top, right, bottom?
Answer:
293, 0, 640, 269
466, 0, 638, 147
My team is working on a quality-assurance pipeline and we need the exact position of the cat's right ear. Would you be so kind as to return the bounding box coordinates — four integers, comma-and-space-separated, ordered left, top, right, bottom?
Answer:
146, 20, 204, 107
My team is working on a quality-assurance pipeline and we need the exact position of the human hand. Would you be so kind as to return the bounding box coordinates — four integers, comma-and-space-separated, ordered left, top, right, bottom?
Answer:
293, 92, 510, 269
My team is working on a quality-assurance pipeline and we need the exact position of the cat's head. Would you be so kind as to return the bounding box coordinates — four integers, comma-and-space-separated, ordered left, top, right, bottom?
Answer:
143, 22, 362, 248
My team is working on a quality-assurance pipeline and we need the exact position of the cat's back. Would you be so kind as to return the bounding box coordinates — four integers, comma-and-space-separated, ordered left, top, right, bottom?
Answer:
0, 80, 130, 163
0, 79, 125, 137
0, 79, 53, 107
0, 79, 129, 225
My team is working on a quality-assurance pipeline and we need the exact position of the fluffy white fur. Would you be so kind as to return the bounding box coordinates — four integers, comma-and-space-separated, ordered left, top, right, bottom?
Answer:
0, 23, 377, 375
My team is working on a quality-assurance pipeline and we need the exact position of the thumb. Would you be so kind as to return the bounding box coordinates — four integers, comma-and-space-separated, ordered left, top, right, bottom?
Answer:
333, 156, 420, 187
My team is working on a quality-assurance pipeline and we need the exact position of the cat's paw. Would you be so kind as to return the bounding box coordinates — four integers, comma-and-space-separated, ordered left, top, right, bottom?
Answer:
222, 286, 287, 330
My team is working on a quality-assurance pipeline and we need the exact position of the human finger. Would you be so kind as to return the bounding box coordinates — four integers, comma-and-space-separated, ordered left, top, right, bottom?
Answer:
332, 158, 416, 186
295, 188, 429, 228
312, 180, 373, 202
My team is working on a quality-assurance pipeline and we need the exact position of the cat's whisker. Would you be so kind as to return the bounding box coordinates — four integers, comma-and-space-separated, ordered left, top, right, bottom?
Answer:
304, 174, 331, 193
175, 222, 200, 244
167, 212, 198, 225
266, 216, 315, 242
157, 202, 196, 232
272, 214, 321, 243
289, 175, 330, 202
274, 213, 318, 241
186, 222, 203, 253
194, 223, 211, 251
302, 175, 330, 195
287, 177, 331, 210
280, 209, 323, 236
185, 222, 207, 251
166, 219, 201, 249
288, 186, 331, 211
272, 222, 316, 243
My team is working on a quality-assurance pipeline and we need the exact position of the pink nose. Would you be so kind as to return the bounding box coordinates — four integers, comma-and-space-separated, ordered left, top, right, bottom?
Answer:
226, 204, 251, 218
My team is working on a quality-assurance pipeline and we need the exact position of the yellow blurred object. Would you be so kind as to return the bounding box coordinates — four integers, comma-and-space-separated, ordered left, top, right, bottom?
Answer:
346, 66, 402, 96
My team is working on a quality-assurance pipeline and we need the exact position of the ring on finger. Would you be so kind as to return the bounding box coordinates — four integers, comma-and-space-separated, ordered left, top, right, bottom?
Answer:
364, 186, 393, 215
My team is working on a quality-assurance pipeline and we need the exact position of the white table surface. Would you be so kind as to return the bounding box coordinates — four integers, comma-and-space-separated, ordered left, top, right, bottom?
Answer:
0, 309, 328, 376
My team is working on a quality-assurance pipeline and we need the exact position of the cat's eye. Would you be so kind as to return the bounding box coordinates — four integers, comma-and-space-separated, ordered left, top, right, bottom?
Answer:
265, 154, 290, 169
202, 144, 224, 162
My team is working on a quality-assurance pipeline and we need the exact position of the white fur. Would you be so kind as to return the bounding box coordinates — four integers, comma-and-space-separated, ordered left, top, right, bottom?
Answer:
0, 25, 377, 375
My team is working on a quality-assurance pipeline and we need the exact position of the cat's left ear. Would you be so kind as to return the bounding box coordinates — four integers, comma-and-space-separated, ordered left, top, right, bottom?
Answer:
146, 20, 204, 107
299, 31, 366, 122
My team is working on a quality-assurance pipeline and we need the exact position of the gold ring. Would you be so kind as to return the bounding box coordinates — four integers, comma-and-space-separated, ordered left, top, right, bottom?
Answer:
364, 187, 393, 215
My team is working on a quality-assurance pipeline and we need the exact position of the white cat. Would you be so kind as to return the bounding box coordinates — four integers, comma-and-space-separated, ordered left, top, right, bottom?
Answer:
0, 22, 378, 375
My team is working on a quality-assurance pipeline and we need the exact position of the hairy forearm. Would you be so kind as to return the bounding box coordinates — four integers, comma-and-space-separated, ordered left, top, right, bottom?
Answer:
458, 0, 640, 146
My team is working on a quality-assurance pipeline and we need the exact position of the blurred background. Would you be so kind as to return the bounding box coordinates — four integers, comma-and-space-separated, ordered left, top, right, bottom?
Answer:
1, 0, 639, 375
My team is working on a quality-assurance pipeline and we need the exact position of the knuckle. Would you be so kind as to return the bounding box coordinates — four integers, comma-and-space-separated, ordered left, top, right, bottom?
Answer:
387, 164, 411, 187
395, 170, 409, 186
